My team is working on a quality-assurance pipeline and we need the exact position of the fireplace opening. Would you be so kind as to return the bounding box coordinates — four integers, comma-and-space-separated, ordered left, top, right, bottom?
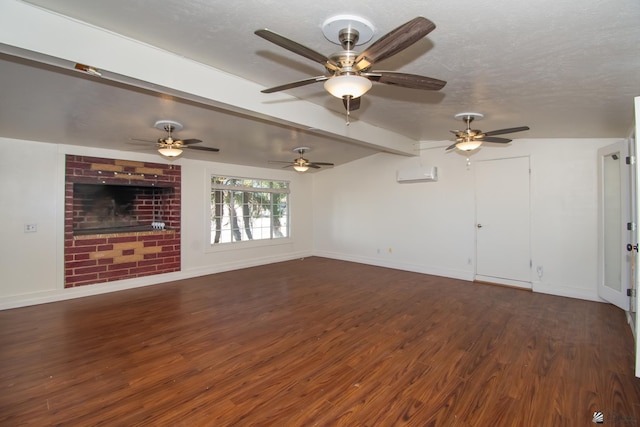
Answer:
73, 183, 172, 235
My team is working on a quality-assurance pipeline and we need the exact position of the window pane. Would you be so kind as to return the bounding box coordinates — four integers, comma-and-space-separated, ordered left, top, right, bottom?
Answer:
210, 176, 289, 245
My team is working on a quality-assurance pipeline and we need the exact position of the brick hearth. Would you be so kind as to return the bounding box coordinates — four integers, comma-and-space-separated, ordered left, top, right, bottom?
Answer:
64, 155, 181, 288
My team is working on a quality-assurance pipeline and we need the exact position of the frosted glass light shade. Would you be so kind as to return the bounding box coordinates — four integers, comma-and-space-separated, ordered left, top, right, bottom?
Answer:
158, 147, 183, 157
293, 165, 309, 172
455, 139, 483, 151
324, 75, 372, 99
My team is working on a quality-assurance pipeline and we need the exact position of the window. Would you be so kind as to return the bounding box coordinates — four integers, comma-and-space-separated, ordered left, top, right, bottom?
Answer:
210, 176, 289, 245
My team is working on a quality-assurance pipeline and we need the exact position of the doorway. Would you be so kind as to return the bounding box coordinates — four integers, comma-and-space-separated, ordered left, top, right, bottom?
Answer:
475, 156, 531, 288
597, 141, 631, 311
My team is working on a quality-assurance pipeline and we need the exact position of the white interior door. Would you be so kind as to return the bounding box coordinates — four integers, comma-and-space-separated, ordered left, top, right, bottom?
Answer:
475, 156, 531, 288
597, 141, 631, 311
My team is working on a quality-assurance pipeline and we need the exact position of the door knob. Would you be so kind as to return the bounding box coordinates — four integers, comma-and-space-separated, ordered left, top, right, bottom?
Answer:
477, 224, 483, 228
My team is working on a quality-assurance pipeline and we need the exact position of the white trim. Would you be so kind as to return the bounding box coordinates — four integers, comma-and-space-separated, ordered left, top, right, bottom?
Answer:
312, 250, 475, 282
533, 280, 604, 302
474, 275, 531, 289
1, 250, 610, 309
0, 251, 311, 310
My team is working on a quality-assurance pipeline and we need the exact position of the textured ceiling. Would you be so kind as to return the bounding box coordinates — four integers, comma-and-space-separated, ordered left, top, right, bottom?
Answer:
1, 0, 639, 168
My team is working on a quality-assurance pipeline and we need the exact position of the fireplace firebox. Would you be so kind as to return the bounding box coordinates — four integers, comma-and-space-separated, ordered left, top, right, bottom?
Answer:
73, 183, 173, 235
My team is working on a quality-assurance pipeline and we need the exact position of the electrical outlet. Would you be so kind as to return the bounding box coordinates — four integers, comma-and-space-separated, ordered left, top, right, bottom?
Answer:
24, 224, 37, 233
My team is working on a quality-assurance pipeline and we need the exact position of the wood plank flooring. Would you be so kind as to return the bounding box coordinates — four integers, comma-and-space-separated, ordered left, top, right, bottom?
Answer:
1, 257, 639, 426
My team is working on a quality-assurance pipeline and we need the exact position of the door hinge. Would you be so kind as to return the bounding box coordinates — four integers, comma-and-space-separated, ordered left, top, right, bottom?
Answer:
626, 156, 635, 165
627, 288, 636, 297
627, 222, 636, 231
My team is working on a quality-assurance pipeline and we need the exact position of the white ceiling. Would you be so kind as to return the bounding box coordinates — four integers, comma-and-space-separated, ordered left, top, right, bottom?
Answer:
1, 0, 639, 169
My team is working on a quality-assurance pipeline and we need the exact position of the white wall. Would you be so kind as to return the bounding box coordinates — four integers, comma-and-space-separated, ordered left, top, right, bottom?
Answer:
0, 136, 622, 308
0, 137, 314, 308
0, 139, 62, 299
313, 138, 621, 301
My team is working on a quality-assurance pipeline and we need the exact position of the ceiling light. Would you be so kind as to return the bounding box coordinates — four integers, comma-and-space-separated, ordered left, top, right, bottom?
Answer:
324, 74, 372, 99
158, 147, 183, 157
455, 139, 483, 151
293, 165, 309, 172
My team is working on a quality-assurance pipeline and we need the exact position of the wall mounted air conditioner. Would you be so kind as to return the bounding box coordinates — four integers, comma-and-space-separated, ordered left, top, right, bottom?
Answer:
396, 166, 438, 183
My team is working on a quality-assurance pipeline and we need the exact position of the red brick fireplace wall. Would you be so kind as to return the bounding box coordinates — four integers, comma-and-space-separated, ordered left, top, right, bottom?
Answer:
64, 155, 181, 288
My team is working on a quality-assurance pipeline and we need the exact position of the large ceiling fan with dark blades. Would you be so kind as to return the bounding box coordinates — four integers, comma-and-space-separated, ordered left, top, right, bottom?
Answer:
255, 16, 446, 123
269, 147, 334, 172
132, 120, 219, 158
446, 113, 530, 152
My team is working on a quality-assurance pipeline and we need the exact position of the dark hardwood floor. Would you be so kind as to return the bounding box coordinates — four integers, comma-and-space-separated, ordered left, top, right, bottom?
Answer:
1, 257, 639, 426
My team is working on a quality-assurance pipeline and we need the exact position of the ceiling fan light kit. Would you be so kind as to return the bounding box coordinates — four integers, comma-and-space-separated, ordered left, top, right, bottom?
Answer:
454, 139, 483, 152
293, 164, 310, 172
157, 146, 183, 157
324, 74, 372, 98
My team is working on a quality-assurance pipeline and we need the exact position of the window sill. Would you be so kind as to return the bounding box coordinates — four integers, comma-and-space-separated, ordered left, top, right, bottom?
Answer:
205, 237, 292, 253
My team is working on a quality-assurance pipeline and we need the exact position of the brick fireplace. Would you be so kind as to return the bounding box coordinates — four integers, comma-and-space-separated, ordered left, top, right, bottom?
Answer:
64, 155, 181, 288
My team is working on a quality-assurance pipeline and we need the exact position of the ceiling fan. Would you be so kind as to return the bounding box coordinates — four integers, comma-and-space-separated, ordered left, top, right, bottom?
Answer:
446, 113, 530, 152
133, 120, 220, 158
255, 15, 446, 123
269, 147, 334, 172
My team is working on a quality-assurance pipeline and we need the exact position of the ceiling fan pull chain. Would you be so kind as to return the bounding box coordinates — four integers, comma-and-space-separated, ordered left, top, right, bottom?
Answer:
345, 96, 351, 125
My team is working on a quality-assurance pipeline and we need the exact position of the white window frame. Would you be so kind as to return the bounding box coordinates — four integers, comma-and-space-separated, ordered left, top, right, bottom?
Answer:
209, 175, 290, 247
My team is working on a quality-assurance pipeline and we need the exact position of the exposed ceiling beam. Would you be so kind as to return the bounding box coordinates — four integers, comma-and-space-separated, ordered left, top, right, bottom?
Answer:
0, 0, 418, 157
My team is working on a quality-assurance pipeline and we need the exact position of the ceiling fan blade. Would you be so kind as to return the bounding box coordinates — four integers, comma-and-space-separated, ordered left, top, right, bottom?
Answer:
309, 162, 334, 166
366, 71, 446, 90
268, 160, 295, 165
483, 126, 530, 137
480, 136, 512, 144
180, 138, 203, 145
261, 75, 328, 93
185, 145, 220, 152
255, 29, 338, 70
307, 164, 321, 169
355, 17, 436, 70
342, 96, 361, 111
129, 138, 155, 145
445, 143, 459, 151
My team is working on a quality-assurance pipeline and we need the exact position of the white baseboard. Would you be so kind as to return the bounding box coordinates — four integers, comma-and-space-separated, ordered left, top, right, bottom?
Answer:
1, 250, 605, 309
312, 250, 475, 282
532, 280, 604, 302
474, 275, 532, 289
314, 251, 606, 303
0, 250, 312, 310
